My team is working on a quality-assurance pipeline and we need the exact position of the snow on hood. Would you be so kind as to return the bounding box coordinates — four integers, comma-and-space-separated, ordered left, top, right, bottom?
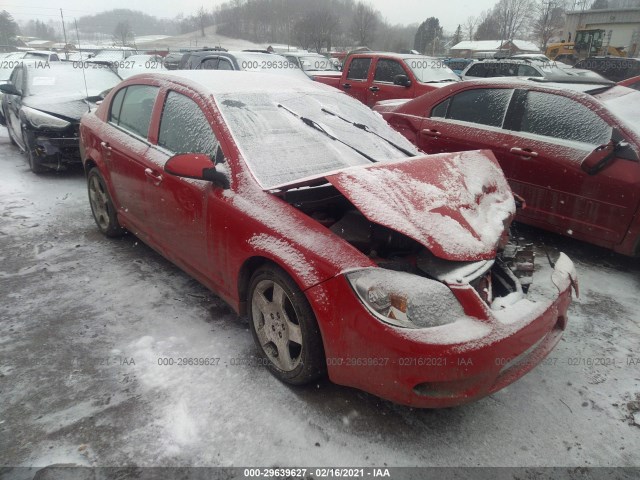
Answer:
325, 150, 515, 261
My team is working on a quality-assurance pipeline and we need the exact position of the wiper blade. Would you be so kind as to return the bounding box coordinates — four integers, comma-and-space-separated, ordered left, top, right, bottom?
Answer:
321, 108, 415, 157
278, 104, 376, 163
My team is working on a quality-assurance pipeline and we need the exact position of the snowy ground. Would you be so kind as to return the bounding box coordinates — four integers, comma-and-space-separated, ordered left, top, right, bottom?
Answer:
0, 126, 639, 473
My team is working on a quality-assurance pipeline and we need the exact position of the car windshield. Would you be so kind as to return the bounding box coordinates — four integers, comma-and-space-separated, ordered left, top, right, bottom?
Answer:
298, 55, 338, 72
216, 90, 419, 189
403, 57, 459, 83
600, 87, 640, 133
26, 66, 121, 97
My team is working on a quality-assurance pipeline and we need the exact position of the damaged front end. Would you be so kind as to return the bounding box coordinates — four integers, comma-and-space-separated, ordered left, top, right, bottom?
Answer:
280, 150, 577, 406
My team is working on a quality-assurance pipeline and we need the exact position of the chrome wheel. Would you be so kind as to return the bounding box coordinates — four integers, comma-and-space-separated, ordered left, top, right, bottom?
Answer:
89, 174, 110, 230
251, 279, 303, 372
87, 168, 124, 237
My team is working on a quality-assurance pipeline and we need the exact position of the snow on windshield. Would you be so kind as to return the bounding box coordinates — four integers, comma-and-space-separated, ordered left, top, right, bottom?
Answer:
216, 90, 419, 189
601, 88, 640, 134
27, 66, 120, 97
403, 57, 459, 83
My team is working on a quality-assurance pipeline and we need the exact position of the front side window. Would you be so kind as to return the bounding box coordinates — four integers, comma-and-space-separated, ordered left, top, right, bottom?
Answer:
218, 58, 233, 70
114, 85, 159, 139
347, 58, 371, 80
109, 87, 127, 124
446, 88, 513, 127
374, 59, 407, 83
520, 91, 611, 145
199, 58, 218, 70
158, 91, 218, 157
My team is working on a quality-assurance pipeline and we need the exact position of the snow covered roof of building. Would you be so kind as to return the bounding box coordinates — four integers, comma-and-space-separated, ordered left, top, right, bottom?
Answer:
451, 40, 502, 51
451, 40, 540, 52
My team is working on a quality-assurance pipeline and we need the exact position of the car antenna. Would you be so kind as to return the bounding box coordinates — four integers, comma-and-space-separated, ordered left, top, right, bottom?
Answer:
74, 19, 90, 112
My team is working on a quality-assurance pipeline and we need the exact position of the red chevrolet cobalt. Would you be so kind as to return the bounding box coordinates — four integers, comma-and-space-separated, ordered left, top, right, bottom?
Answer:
79, 71, 577, 407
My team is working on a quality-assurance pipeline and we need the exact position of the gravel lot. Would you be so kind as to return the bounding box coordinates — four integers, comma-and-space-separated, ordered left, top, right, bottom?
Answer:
0, 126, 639, 473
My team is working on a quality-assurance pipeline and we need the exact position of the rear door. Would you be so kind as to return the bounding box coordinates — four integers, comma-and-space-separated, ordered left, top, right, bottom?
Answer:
416, 87, 516, 157
368, 57, 415, 106
498, 89, 640, 244
104, 84, 159, 235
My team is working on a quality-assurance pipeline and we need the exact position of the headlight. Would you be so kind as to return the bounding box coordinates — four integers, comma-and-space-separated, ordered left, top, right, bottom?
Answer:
22, 106, 71, 129
346, 269, 466, 329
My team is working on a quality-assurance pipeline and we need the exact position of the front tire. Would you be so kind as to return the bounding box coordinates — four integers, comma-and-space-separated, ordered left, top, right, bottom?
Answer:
22, 129, 46, 174
87, 167, 125, 237
248, 264, 325, 385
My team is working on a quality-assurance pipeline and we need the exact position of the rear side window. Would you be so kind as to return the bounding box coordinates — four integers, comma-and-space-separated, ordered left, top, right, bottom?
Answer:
464, 64, 488, 77
446, 88, 513, 127
520, 91, 611, 145
113, 85, 159, 139
158, 91, 218, 157
109, 88, 126, 124
374, 59, 407, 83
347, 58, 371, 80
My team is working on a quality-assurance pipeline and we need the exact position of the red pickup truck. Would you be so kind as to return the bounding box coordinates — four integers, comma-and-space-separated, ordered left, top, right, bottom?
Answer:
314, 52, 460, 107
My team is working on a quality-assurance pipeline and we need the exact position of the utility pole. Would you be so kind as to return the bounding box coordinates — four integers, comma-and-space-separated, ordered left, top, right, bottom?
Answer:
60, 9, 69, 59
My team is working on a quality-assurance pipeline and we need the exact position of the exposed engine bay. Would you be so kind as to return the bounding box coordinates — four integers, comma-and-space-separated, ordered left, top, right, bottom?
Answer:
282, 184, 535, 309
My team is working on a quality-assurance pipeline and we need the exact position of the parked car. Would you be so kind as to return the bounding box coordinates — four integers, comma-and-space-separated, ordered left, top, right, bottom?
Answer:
79, 70, 576, 408
374, 77, 640, 256
442, 58, 473, 75
314, 52, 460, 107
618, 75, 640, 91
574, 56, 640, 82
281, 51, 341, 79
0, 62, 121, 173
162, 52, 183, 70
116, 54, 166, 79
177, 50, 308, 80
461, 58, 572, 80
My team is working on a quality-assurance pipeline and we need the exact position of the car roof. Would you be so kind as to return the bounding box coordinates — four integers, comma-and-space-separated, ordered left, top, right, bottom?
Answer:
125, 70, 337, 94
451, 77, 615, 95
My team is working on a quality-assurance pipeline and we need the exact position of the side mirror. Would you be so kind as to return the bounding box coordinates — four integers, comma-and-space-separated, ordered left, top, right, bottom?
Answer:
164, 153, 229, 188
393, 74, 412, 87
0, 83, 20, 96
581, 141, 617, 175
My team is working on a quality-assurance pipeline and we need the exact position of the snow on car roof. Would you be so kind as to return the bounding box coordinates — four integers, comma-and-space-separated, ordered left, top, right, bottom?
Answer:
135, 70, 331, 95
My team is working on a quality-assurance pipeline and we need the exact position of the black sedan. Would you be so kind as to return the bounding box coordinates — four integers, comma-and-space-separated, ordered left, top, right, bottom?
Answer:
0, 62, 121, 173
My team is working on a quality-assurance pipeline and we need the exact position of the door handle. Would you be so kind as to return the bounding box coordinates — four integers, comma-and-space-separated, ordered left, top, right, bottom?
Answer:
420, 128, 441, 138
341, 83, 351, 89
145, 168, 163, 186
510, 147, 538, 158
369, 86, 380, 92
100, 141, 112, 151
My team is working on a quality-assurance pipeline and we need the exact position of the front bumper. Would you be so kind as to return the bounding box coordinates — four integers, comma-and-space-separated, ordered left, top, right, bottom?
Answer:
24, 125, 81, 164
306, 255, 576, 408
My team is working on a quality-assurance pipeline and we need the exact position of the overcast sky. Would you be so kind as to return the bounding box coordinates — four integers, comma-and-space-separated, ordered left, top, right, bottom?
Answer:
5, 0, 499, 33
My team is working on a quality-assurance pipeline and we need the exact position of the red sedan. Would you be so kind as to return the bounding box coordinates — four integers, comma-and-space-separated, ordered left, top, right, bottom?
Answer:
79, 71, 576, 407
375, 78, 640, 257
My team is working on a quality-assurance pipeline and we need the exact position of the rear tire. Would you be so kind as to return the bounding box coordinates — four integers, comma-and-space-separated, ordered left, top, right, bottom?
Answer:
87, 167, 125, 237
248, 264, 326, 385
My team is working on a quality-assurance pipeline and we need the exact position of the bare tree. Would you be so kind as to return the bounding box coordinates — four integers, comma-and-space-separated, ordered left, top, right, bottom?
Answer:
494, 0, 534, 41
197, 6, 207, 37
532, 0, 566, 50
474, 10, 500, 40
113, 21, 133, 46
464, 16, 477, 41
294, 9, 340, 53
351, 1, 378, 46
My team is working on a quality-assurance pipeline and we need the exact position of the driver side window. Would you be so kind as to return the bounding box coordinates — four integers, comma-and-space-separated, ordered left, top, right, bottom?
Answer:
158, 91, 219, 158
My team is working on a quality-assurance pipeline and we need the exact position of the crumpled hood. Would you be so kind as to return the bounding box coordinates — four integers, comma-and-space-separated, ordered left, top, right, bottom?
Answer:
24, 95, 96, 122
325, 150, 515, 261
